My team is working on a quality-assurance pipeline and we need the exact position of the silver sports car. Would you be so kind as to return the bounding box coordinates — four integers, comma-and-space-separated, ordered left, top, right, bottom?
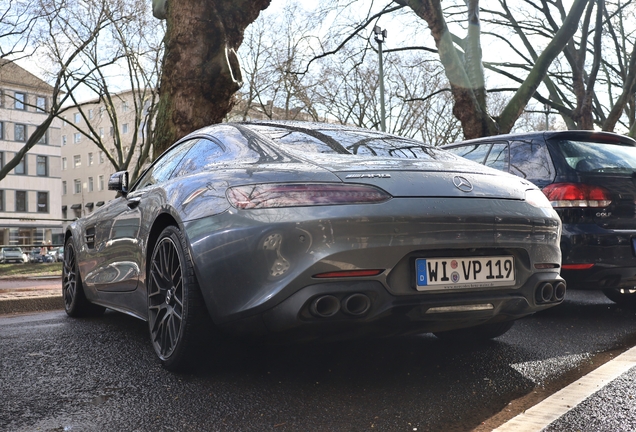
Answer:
63, 121, 565, 370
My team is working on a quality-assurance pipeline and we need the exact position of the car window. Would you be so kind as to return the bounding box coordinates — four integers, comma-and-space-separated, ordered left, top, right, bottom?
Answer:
444, 144, 492, 164
484, 143, 509, 171
252, 128, 339, 154
134, 139, 199, 190
247, 124, 453, 161
553, 140, 636, 174
172, 139, 225, 178
509, 140, 555, 182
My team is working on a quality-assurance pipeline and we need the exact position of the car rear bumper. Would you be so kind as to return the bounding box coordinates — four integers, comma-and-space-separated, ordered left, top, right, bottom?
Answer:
185, 196, 562, 342
220, 271, 565, 341
561, 223, 636, 289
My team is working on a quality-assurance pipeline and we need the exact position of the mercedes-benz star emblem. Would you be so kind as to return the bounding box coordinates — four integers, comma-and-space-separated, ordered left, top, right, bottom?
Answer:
453, 176, 473, 192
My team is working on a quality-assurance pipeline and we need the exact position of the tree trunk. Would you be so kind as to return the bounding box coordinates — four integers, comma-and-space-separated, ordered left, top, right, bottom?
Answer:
154, 0, 270, 156
404, 0, 498, 139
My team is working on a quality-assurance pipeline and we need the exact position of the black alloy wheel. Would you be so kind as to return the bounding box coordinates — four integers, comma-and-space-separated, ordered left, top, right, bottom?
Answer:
603, 288, 636, 308
62, 238, 105, 317
148, 226, 207, 371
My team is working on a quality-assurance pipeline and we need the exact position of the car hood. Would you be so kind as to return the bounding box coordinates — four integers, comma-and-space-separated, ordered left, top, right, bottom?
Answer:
300, 154, 530, 200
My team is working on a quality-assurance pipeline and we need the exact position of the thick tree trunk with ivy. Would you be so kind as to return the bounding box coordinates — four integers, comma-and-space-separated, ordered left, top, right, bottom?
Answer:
399, 0, 498, 138
399, 0, 588, 139
154, 0, 270, 156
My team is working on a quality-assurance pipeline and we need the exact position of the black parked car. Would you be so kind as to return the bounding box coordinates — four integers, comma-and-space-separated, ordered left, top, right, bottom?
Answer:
443, 131, 636, 306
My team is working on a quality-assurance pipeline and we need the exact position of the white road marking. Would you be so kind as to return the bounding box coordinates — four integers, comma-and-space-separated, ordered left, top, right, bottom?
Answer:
493, 344, 636, 432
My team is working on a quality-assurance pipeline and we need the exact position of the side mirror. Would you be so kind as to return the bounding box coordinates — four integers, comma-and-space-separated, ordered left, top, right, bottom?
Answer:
108, 171, 129, 194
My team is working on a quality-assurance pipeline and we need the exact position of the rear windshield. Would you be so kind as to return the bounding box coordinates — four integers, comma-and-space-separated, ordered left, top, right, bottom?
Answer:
554, 140, 636, 174
247, 124, 454, 161
3, 248, 21, 252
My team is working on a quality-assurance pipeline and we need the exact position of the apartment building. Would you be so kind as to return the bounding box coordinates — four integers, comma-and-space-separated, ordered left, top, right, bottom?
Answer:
60, 90, 144, 220
0, 60, 63, 246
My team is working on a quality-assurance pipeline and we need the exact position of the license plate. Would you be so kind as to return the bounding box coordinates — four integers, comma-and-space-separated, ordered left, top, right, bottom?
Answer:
415, 256, 515, 290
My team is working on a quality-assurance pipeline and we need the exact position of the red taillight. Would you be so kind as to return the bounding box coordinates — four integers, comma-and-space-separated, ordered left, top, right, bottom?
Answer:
542, 183, 611, 208
226, 183, 391, 209
313, 269, 384, 278
561, 263, 595, 270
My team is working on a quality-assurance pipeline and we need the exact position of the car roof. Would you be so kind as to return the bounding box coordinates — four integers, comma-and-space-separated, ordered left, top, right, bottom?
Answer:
442, 130, 636, 148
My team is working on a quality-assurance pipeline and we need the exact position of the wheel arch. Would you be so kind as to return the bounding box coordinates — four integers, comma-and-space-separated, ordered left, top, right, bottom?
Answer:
146, 212, 180, 276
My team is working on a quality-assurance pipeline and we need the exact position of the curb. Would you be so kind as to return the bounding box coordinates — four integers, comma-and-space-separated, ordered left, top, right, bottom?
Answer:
0, 295, 64, 315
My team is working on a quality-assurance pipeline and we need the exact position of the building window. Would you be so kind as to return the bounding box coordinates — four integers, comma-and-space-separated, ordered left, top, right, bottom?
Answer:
15, 156, 26, 175
0, 190, 4, 211
62, 157, 67, 170
98, 175, 104, 191
15, 191, 27, 212
88, 109, 93, 120
0, 152, 3, 169
74, 112, 81, 123
36, 155, 48, 176
99, 151, 104, 164
122, 101, 128, 112
37, 192, 48, 213
109, 126, 114, 137
99, 127, 104, 138
62, 135, 67, 146
14, 124, 26, 142
122, 123, 128, 134
73, 132, 81, 143
73, 154, 81, 168
0, 121, 3, 139
14, 92, 25, 110
88, 177, 94, 192
36, 96, 46, 113
62, 181, 67, 195
62, 116, 67, 126
74, 179, 81, 194
99, 106, 105, 118
88, 152, 93, 166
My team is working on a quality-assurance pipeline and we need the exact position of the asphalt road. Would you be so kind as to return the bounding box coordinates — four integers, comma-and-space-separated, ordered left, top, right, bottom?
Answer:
1, 290, 636, 432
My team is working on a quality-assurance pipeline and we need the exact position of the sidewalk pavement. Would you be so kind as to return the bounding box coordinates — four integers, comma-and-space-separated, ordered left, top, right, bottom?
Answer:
0, 276, 63, 315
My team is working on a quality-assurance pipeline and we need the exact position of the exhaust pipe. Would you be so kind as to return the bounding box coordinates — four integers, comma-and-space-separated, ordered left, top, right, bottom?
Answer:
341, 293, 371, 316
536, 282, 554, 304
310, 295, 340, 318
553, 282, 566, 301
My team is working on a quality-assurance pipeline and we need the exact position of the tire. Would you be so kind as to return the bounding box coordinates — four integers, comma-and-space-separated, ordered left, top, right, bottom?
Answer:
63, 238, 106, 317
147, 226, 209, 372
433, 320, 515, 342
602, 288, 636, 308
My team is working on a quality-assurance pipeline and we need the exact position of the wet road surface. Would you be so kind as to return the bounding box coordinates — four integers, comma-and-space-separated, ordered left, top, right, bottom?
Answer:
1, 290, 636, 431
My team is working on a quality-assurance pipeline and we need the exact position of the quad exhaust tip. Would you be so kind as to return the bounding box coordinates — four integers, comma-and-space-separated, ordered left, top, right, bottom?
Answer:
537, 282, 554, 303
341, 293, 371, 316
310, 295, 340, 318
309, 293, 372, 318
554, 282, 566, 301
536, 281, 566, 304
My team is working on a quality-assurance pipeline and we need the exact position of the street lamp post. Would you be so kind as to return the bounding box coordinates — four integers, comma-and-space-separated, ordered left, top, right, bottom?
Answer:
374, 25, 387, 132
